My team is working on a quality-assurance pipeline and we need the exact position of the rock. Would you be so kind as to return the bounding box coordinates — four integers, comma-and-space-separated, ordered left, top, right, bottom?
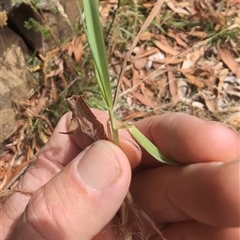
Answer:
0, 0, 83, 148
0, 0, 11, 12
0, 26, 32, 149
7, 0, 82, 54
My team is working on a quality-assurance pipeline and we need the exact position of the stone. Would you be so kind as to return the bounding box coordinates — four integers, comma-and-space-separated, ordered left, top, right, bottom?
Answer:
0, 0, 12, 12
0, 0, 83, 148
7, 0, 82, 54
0, 26, 32, 149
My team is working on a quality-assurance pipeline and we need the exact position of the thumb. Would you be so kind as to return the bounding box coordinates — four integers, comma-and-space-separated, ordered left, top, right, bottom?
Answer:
11, 141, 131, 240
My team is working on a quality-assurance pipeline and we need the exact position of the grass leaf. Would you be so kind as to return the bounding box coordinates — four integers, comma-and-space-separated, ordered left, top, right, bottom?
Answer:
82, 0, 112, 108
128, 125, 180, 165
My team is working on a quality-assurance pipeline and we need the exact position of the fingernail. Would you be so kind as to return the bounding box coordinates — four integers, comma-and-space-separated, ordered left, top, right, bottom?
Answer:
77, 141, 121, 190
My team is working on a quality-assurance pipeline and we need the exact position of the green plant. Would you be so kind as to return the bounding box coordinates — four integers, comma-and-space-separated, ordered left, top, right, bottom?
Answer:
24, 17, 50, 39
81, 0, 178, 165
207, 25, 240, 46
29, 0, 41, 7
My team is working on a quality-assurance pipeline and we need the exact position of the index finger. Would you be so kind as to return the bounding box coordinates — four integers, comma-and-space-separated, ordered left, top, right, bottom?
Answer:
134, 113, 240, 168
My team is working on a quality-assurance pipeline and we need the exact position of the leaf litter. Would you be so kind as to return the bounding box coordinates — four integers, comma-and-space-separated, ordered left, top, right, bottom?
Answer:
1, 0, 240, 237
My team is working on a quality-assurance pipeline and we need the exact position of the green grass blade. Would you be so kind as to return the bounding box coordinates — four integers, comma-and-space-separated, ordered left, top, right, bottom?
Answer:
128, 126, 180, 165
82, 0, 112, 108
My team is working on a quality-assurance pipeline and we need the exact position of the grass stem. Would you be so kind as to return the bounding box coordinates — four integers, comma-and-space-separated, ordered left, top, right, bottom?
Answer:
108, 109, 119, 146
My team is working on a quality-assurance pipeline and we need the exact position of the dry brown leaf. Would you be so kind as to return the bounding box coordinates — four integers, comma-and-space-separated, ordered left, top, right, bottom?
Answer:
168, 71, 178, 97
134, 57, 148, 70
34, 88, 47, 115
68, 36, 83, 63
140, 83, 154, 100
226, 90, 240, 98
45, 67, 62, 79
182, 47, 204, 69
209, 12, 226, 26
139, 31, 154, 41
139, 69, 146, 80
147, 51, 165, 68
167, 30, 188, 48
143, 3, 155, 8
0, 159, 13, 189
133, 45, 148, 70
218, 68, 229, 92
168, 70, 179, 105
200, 64, 216, 84
132, 67, 140, 88
123, 111, 152, 121
122, 76, 131, 88
66, 95, 108, 141
154, 37, 179, 56
27, 145, 34, 162
49, 78, 58, 102
225, 112, 240, 130
178, 32, 189, 43
4, 159, 31, 190
179, 69, 204, 88
0, 160, 5, 180
133, 47, 159, 60
42, 47, 62, 61
157, 77, 168, 98
205, 98, 218, 113
38, 130, 48, 144
233, 86, 240, 91
213, 62, 223, 78
222, 106, 240, 113
219, 48, 240, 78
99, 0, 118, 21
71, 36, 83, 63
144, 68, 167, 82
151, 57, 183, 65
188, 30, 208, 39
132, 92, 156, 108
229, 0, 240, 5
166, 0, 190, 15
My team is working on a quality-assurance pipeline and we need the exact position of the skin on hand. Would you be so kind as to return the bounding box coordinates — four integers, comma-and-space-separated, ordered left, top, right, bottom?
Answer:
1, 111, 135, 240
0, 110, 239, 240
131, 113, 240, 239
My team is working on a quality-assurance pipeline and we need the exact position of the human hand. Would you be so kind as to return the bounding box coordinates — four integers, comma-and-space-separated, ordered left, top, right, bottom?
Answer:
1, 109, 140, 240
130, 113, 240, 239
1, 110, 239, 240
